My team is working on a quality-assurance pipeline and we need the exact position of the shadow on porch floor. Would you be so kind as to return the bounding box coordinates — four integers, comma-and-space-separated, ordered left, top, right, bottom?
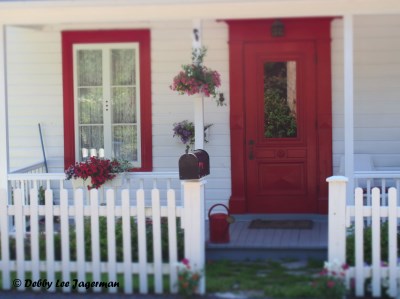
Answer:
205, 214, 327, 261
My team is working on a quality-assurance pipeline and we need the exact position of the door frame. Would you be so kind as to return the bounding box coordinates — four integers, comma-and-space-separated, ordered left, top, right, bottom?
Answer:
225, 18, 333, 214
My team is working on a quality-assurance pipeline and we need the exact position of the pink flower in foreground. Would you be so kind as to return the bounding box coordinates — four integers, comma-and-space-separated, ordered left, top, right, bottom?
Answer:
181, 258, 190, 266
327, 280, 335, 288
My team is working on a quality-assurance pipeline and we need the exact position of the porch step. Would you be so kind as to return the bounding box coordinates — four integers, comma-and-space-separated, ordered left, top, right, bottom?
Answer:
205, 214, 328, 261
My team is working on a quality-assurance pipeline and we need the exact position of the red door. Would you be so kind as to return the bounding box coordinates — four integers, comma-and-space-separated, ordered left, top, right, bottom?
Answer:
245, 41, 318, 213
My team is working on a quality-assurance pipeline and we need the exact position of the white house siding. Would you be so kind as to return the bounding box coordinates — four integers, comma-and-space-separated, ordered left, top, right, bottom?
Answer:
6, 26, 63, 171
331, 15, 400, 174
6, 20, 231, 209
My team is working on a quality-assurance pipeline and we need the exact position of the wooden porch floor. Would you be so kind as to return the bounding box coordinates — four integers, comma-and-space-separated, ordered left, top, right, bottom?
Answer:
205, 214, 328, 261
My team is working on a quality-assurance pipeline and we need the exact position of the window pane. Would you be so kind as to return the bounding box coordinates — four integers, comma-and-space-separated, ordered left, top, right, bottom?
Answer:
113, 125, 137, 161
112, 87, 136, 124
264, 61, 297, 138
79, 125, 104, 158
111, 49, 135, 86
77, 50, 102, 86
78, 87, 103, 124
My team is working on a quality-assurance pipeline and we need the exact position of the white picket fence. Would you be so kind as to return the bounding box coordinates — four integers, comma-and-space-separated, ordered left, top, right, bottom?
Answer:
328, 176, 399, 298
0, 179, 206, 295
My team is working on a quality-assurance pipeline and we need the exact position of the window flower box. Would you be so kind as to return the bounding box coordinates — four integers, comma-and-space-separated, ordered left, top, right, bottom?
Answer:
103, 173, 126, 188
65, 157, 132, 190
71, 177, 91, 189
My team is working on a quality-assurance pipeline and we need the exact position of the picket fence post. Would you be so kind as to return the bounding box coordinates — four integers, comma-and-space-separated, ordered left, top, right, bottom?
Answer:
182, 179, 206, 295
0, 188, 10, 290
326, 176, 348, 265
387, 187, 398, 297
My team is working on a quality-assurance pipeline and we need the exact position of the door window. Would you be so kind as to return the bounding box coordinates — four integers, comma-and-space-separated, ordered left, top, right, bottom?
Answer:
264, 61, 297, 138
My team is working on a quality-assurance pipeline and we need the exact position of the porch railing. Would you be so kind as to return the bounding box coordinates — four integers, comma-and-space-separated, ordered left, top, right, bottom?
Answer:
10, 161, 47, 174
7, 171, 181, 206
354, 171, 400, 206
8, 161, 48, 203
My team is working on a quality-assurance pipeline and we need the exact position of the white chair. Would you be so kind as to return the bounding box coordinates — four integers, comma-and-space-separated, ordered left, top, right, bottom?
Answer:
339, 154, 380, 208
339, 154, 375, 189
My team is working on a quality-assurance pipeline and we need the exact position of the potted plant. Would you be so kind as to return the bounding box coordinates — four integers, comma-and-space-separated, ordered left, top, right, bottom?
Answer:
65, 157, 133, 190
170, 47, 224, 106
173, 120, 212, 153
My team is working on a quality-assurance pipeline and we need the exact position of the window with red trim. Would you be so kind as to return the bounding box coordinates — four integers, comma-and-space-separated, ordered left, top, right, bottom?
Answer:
62, 30, 152, 171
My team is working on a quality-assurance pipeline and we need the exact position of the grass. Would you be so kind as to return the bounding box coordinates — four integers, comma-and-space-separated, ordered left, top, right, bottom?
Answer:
206, 259, 325, 298
0, 259, 329, 298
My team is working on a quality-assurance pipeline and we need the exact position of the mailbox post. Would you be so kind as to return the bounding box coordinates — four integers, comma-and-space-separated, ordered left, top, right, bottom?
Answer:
179, 149, 209, 295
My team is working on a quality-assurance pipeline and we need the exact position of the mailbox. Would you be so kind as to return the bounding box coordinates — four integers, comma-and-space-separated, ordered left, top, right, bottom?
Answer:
179, 149, 210, 180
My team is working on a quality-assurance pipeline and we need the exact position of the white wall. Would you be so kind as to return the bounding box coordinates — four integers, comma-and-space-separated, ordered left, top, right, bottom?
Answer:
331, 15, 400, 174
6, 26, 63, 170
6, 20, 231, 209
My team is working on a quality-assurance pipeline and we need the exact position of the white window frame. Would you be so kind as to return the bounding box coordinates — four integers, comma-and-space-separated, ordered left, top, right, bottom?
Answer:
72, 42, 141, 166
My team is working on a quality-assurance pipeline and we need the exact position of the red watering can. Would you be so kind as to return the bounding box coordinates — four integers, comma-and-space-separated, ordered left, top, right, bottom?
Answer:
208, 204, 234, 243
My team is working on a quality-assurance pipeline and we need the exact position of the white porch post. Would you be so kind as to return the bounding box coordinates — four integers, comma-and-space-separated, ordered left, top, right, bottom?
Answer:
182, 179, 206, 294
343, 14, 355, 203
192, 19, 204, 150
0, 24, 9, 193
326, 176, 348, 264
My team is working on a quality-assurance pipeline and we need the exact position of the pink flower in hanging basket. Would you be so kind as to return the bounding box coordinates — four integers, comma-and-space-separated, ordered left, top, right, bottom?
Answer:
170, 47, 222, 103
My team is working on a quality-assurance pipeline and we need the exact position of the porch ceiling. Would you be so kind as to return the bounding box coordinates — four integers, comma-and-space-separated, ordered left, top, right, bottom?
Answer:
0, 0, 399, 25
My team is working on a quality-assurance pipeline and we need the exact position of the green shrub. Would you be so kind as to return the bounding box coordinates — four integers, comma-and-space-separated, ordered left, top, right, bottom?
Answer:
346, 221, 400, 266
264, 62, 297, 138
8, 216, 184, 263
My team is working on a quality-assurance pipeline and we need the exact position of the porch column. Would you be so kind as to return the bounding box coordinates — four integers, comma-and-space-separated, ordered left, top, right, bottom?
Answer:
343, 14, 355, 203
192, 19, 204, 150
0, 24, 9, 192
182, 179, 206, 294
326, 176, 347, 264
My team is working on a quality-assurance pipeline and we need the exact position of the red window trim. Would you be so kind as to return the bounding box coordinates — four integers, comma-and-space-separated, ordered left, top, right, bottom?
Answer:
62, 29, 152, 171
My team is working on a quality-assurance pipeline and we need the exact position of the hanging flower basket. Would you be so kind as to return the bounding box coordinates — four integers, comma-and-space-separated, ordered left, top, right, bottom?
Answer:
173, 120, 212, 154
170, 47, 224, 106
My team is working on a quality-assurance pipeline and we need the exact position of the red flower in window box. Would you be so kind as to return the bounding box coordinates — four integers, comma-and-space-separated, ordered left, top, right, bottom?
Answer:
65, 157, 132, 189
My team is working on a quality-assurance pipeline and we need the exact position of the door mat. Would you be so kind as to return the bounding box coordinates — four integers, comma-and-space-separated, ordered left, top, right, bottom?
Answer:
248, 219, 314, 229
